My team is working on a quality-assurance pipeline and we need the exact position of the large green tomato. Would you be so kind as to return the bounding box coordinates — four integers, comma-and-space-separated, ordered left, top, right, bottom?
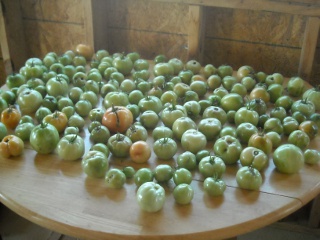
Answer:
181, 129, 207, 154
82, 150, 109, 178
273, 144, 304, 174
213, 135, 242, 164
29, 123, 59, 154
136, 182, 165, 212
236, 166, 262, 190
303, 87, 320, 111
105, 168, 126, 188
173, 183, 194, 204
153, 137, 177, 160
17, 89, 43, 114
56, 134, 85, 161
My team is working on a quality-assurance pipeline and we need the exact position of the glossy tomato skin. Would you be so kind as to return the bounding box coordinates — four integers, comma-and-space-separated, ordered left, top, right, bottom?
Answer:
203, 177, 226, 196
153, 137, 177, 160
43, 111, 68, 133
236, 166, 262, 190
82, 150, 109, 178
107, 133, 132, 158
29, 123, 59, 154
136, 182, 165, 213
102, 105, 133, 133
273, 144, 304, 174
0, 135, 24, 158
1, 106, 21, 129
56, 134, 85, 161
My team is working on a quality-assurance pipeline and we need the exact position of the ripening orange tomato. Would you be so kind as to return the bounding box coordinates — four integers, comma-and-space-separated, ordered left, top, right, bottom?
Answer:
76, 44, 94, 61
1, 106, 21, 129
43, 111, 68, 133
102, 105, 133, 133
249, 87, 270, 103
299, 120, 318, 139
129, 140, 151, 163
0, 135, 24, 158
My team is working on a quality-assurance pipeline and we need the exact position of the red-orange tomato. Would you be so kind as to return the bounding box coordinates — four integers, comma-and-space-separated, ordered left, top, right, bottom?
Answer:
248, 132, 273, 155
249, 87, 270, 103
129, 141, 151, 163
1, 106, 21, 129
43, 111, 68, 133
102, 106, 133, 133
0, 135, 24, 158
76, 44, 94, 61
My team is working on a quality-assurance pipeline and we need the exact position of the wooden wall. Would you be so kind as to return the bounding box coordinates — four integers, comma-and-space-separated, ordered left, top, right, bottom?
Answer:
1, 0, 320, 85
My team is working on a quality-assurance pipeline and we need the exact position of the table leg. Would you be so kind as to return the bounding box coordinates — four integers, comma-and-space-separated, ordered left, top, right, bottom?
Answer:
308, 194, 320, 228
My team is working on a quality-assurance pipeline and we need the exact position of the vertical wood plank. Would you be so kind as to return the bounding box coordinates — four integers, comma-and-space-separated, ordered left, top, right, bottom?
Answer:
83, 0, 94, 50
91, 0, 109, 51
298, 16, 320, 81
2, 0, 27, 71
0, 0, 12, 76
188, 5, 204, 61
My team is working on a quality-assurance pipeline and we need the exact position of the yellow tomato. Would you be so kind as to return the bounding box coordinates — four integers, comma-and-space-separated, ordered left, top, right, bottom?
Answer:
76, 44, 94, 61
1, 106, 21, 129
0, 135, 24, 158
43, 111, 68, 133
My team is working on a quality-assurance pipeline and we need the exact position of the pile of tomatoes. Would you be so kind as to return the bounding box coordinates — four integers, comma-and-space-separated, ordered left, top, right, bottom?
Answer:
1, 44, 320, 212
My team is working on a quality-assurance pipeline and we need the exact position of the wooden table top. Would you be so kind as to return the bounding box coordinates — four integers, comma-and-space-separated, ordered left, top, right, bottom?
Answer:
1, 72, 320, 240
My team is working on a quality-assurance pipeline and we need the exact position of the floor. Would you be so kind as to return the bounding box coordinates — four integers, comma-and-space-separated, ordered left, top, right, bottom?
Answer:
1, 203, 320, 240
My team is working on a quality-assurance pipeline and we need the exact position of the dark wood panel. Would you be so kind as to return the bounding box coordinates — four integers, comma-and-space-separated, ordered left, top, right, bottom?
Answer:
108, 28, 188, 61
20, 0, 85, 23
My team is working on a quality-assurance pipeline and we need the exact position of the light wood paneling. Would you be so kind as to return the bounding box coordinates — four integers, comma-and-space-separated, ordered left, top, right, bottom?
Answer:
205, 8, 307, 47
107, 0, 189, 34
108, 28, 188, 61
23, 21, 86, 58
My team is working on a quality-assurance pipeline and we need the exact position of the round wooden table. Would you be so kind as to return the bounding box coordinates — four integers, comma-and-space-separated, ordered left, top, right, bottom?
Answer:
1, 75, 320, 240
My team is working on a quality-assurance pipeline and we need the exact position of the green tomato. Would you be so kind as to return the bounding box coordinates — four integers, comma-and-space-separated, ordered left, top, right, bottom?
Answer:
90, 125, 111, 144
203, 177, 226, 197
82, 150, 109, 178
136, 182, 165, 213
153, 164, 174, 183
122, 166, 136, 178
304, 149, 320, 165
176, 151, 197, 170
236, 166, 262, 190
105, 168, 126, 189
153, 137, 177, 160
181, 129, 207, 154
287, 130, 310, 149
173, 168, 193, 185
134, 168, 154, 187
107, 133, 132, 158
90, 143, 110, 157
213, 135, 242, 165
173, 183, 194, 204
240, 147, 268, 171
172, 117, 197, 141
273, 144, 304, 174
0, 122, 8, 141
198, 155, 226, 178
29, 123, 60, 154
17, 89, 43, 114
56, 134, 85, 161
287, 77, 305, 97
14, 122, 35, 141
152, 126, 173, 141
